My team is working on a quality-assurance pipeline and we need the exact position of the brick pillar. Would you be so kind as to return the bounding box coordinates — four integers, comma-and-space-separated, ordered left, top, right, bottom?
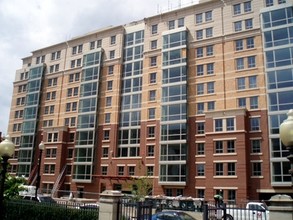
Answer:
99, 190, 123, 220
268, 194, 293, 220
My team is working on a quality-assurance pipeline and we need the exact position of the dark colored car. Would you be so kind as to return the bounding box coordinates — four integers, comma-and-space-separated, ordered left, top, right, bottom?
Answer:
152, 211, 196, 220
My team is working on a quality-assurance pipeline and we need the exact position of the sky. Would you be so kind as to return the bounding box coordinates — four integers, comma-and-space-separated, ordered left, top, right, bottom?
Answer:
0, 0, 199, 135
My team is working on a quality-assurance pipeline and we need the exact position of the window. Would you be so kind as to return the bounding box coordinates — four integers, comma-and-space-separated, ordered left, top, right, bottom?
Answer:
251, 139, 261, 153
196, 122, 205, 134
227, 140, 235, 153
234, 21, 242, 32
197, 103, 204, 114
207, 101, 215, 111
197, 65, 204, 76
238, 98, 246, 107
102, 148, 109, 158
197, 143, 205, 155
106, 97, 112, 107
16, 97, 25, 105
244, 1, 252, 13
207, 82, 215, 94
65, 102, 77, 112
118, 166, 124, 176
237, 77, 246, 90
105, 113, 111, 123
245, 19, 253, 29
128, 166, 135, 176
247, 56, 256, 68
226, 118, 235, 131
168, 20, 175, 30
207, 63, 214, 75
150, 56, 157, 66
108, 65, 114, 75
51, 51, 61, 60
236, 58, 244, 70
149, 90, 156, 101
48, 78, 57, 87
178, 18, 184, 27
97, 39, 102, 48
46, 91, 56, 101
151, 24, 158, 34
246, 37, 254, 49
64, 117, 76, 127
250, 117, 260, 131
101, 166, 108, 175
249, 76, 257, 88
228, 163, 236, 176
151, 40, 157, 49
47, 132, 58, 142
110, 50, 115, 59
196, 47, 203, 58
196, 30, 203, 40
18, 84, 27, 93
215, 163, 224, 176
44, 164, 55, 174
214, 141, 223, 154
197, 164, 205, 176
149, 72, 156, 84
252, 162, 262, 176
233, 4, 241, 15
196, 13, 203, 24
90, 41, 95, 50
104, 130, 110, 140
266, 0, 273, 7
107, 81, 113, 91
110, 35, 116, 44
206, 45, 213, 56
148, 126, 155, 138
235, 39, 243, 51
147, 166, 154, 176
206, 28, 213, 38
147, 145, 155, 157
278, 0, 286, 4
148, 108, 155, 119
250, 96, 258, 109
197, 83, 204, 95
69, 72, 80, 82
215, 119, 223, 131
69, 133, 75, 142
205, 11, 212, 21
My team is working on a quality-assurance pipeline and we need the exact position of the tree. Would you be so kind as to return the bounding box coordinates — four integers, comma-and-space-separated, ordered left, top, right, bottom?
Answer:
3, 174, 27, 199
131, 176, 153, 201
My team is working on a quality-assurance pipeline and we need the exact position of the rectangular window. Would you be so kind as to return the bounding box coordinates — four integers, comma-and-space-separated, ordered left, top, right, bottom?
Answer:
205, 11, 212, 21
235, 39, 243, 51
90, 41, 95, 50
178, 18, 184, 27
197, 164, 205, 176
215, 141, 223, 153
101, 166, 108, 175
233, 4, 241, 15
207, 101, 215, 111
197, 65, 204, 76
151, 24, 158, 34
118, 166, 124, 175
104, 130, 110, 140
206, 27, 213, 38
168, 20, 175, 30
196, 13, 203, 24
148, 126, 155, 138
106, 97, 112, 107
110, 35, 116, 44
197, 143, 205, 155
148, 108, 155, 119
151, 40, 157, 49
237, 77, 246, 90
110, 50, 115, 59
147, 145, 155, 157
196, 122, 205, 134
128, 166, 135, 176
197, 83, 204, 95
246, 37, 254, 49
215, 119, 223, 131
149, 90, 156, 101
227, 140, 235, 153
244, 1, 252, 13
266, 0, 273, 7
234, 21, 242, 32
102, 148, 109, 157
247, 56, 256, 68
249, 76, 257, 88
228, 163, 236, 176
226, 118, 235, 131
197, 103, 204, 114
206, 45, 213, 56
108, 65, 114, 75
207, 82, 215, 94
196, 47, 203, 58
251, 139, 261, 153
105, 113, 111, 123
236, 58, 244, 70
150, 72, 156, 84
238, 98, 246, 108
97, 39, 102, 48
150, 56, 157, 66
147, 166, 154, 176
250, 96, 258, 109
107, 81, 113, 91
196, 30, 203, 40
215, 163, 224, 176
252, 162, 262, 176
245, 19, 253, 29
250, 117, 260, 131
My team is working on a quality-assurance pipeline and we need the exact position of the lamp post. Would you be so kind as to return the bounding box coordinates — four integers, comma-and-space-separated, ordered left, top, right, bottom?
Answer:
279, 109, 293, 188
0, 135, 15, 218
35, 141, 45, 199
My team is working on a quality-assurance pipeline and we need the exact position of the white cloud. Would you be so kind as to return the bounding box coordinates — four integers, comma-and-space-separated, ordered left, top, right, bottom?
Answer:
0, 0, 198, 135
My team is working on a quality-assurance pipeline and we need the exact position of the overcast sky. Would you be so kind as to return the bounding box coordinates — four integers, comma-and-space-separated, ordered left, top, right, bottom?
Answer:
0, 0, 199, 135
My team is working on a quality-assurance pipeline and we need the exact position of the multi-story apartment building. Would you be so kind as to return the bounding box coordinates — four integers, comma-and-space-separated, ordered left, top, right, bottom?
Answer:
6, 0, 293, 202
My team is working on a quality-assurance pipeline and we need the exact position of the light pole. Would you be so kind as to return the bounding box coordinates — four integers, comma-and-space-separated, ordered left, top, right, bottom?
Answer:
0, 135, 15, 218
35, 141, 45, 199
279, 109, 293, 188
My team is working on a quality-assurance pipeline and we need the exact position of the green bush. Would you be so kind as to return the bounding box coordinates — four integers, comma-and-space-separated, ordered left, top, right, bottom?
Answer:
3, 200, 99, 220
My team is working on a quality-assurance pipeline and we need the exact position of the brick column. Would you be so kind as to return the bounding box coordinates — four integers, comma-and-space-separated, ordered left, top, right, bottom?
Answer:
99, 190, 123, 220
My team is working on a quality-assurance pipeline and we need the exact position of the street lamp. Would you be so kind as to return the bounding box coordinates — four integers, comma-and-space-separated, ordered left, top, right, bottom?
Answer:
35, 141, 45, 199
0, 135, 15, 217
279, 109, 293, 188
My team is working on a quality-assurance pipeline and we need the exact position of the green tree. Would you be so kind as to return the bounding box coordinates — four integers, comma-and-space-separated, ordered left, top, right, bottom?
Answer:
3, 174, 27, 199
131, 176, 153, 201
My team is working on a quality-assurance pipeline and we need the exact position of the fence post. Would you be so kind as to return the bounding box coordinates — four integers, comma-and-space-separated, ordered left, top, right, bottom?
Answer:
99, 190, 124, 220
202, 201, 208, 220
222, 203, 226, 219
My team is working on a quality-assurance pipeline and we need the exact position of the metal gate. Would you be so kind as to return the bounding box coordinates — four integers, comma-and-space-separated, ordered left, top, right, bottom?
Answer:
117, 197, 153, 220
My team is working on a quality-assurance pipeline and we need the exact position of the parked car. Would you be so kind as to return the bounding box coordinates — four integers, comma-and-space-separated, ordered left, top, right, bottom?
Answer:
22, 194, 56, 204
151, 211, 195, 220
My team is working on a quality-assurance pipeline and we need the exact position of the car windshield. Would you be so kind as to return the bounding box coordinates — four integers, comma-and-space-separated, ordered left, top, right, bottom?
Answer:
177, 212, 194, 220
